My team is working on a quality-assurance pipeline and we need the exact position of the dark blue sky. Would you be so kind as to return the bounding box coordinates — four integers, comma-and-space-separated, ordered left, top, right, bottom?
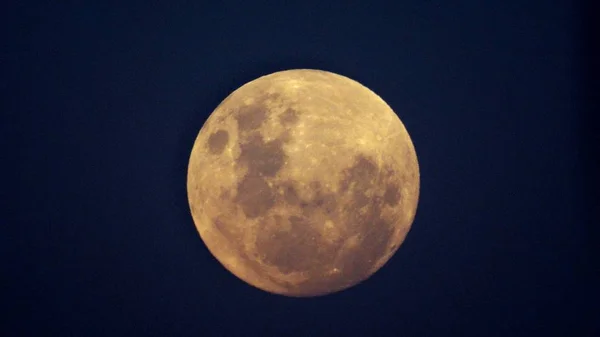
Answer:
3, 1, 597, 336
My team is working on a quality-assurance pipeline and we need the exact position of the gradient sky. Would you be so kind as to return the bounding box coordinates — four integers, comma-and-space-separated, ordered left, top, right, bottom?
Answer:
4, 1, 597, 336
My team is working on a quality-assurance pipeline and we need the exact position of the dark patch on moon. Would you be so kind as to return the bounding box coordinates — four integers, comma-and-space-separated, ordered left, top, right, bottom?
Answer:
236, 103, 268, 132
339, 155, 378, 194
219, 187, 230, 200
281, 184, 300, 205
383, 183, 401, 206
237, 135, 286, 178
279, 108, 299, 126
323, 155, 394, 282
256, 215, 339, 274
234, 174, 275, 219
207, 130, 229, 155
214, 217, 237, 242
233, 96, 296, 220
345, 212, 394, 279
319, 194, 337, 214
234, 93, 282, 132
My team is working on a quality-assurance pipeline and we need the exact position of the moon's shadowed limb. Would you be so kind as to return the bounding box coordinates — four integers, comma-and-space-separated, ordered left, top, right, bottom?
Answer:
187, 69, 419, 297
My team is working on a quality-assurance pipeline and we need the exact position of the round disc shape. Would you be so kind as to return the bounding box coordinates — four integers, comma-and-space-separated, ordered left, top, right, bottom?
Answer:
187, 69, 419, 297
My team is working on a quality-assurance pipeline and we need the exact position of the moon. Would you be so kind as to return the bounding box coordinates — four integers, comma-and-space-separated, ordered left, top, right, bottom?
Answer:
187, 69, 419, 297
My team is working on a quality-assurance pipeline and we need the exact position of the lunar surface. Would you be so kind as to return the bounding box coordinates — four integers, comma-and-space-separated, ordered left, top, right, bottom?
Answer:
187, 69, 419, 297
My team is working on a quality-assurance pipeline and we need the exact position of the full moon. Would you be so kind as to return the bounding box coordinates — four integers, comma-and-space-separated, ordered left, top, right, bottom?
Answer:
187, 69, 419, 297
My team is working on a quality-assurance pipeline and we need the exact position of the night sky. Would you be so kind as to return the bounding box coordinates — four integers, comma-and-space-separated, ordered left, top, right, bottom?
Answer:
4, 1, 597, 336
